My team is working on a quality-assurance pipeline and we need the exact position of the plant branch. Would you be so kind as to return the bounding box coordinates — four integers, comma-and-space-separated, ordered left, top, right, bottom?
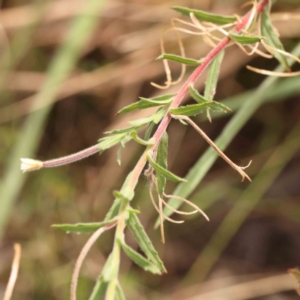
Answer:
128, 0, 269, 190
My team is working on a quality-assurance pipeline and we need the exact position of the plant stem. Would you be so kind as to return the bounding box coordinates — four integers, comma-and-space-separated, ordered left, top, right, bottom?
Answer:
128, 0, 269, 191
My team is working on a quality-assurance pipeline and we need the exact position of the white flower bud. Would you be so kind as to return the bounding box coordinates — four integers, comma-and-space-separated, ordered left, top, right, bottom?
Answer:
20, 158, 43, 173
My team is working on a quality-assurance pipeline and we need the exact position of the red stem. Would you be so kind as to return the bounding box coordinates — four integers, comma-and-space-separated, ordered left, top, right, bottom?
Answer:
128, 0, 269, 189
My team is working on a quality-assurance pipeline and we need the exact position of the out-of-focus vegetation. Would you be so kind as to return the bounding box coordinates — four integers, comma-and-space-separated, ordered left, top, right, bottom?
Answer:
0, 0, 300, 299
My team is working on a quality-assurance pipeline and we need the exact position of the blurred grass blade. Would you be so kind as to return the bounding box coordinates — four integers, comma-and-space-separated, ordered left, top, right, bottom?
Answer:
0, 0, 49, 90
229, 32, 262, 44
185, 122, 300, 283
261, 8, 290, 71
119, 239, 161, 274
173, 6, 237, 25
127, 213, 166, 273
157, 53, 203, 66
147, 152, 187, 182
155, 42, 300, 226
204, 50, 224, 120
0, 0, 107, 238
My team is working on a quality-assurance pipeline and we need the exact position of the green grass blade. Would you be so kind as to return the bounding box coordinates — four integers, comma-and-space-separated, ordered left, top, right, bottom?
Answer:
0, 0, 107, 238
185, 122, 300, 283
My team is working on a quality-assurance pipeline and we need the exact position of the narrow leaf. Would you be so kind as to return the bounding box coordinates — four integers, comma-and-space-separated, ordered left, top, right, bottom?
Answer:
144, 94, 174, 101
116, 282, 126, 300
104, 172, 134, 221
102, 252, 119, 282
171, 103, 212, 117
113, 187, 134, 202
130, 131, 154, 146
147, 152, 187, 182
144, 121, 155, 141
157, 53, 203, 66
173, 6, 237, 25
209, 102, 232, 113
229, 32, 262, 45
156, 133, 168, 195
52, 219, 117, 234
204, 50, 224, 101
98, 134, 126, 150
105, 127, 137, 135
118, 95, 173, 114
128, 107, 166, 126
204, 50, 225, 120
261, 8, 290, 71
127, 213, 167, 273
88, 277, 108, 300
117, 146, 122, 165
189, 84, 209, 104
120, 239, 161, 274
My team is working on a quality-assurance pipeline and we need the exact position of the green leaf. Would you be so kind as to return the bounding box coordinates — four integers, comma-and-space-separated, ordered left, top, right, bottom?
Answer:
52, 219, 117, 234
157, 53, 203, 66
102, 251, 119, 282
209, 102, 232, 113
120, 134, 132, 148
128, 107, 166, 127
173, 6, 237, 25
118, 95, 173, 114
117, 145, 122, 166
144, 121, 155, 141
130, 131, 154, 146
156, 132, 168, 195
261, 8, 290, 71
104, 172, 134, 221
204, 50, 225, 120
188, 85, 231, 113
113, 187, 134, 202
127, 213, 166, 273
98, 134, 126, 150
204, 50, 224, 101
105, 127, 137, 135
119, 239, 161, 274
146, 94, 175, 101
229, 32, 262, 45
171, 103, 212, 116
88, 277, 108, 300
115, 282, 126, 300
189, 84, 209, 104
147, 151, 187, 182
